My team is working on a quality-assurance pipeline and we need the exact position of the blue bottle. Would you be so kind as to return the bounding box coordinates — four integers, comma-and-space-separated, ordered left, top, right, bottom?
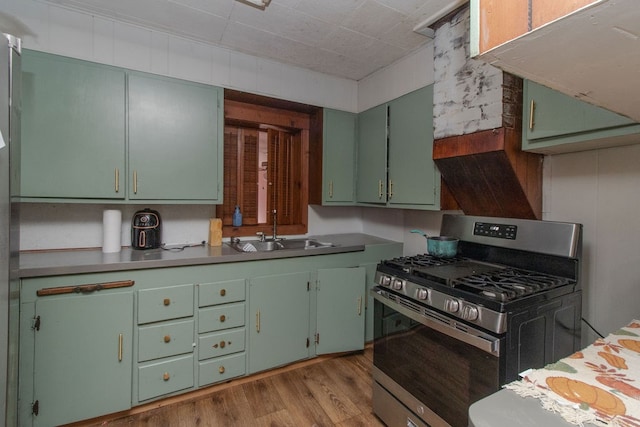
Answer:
232, 206, 242, 227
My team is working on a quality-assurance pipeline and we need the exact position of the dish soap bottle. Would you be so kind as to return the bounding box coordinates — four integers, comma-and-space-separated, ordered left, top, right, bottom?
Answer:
232, 205, 243, 227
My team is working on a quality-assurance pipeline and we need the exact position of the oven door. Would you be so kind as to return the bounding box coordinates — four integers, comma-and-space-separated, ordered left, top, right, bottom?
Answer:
372, 289, 505, 427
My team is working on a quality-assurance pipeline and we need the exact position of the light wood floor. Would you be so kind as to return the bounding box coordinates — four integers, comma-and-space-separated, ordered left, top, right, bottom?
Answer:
72, 347, 385, 427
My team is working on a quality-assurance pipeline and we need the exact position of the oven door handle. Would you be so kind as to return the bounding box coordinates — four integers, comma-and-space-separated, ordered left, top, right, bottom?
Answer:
372, 290, 500, 356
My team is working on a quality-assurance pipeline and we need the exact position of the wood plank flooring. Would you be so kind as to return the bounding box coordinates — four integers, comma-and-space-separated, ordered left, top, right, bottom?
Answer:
71, 348, 384, 427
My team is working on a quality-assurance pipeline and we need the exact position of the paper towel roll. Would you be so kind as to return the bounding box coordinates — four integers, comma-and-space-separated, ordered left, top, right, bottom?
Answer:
102, 209, 122, 253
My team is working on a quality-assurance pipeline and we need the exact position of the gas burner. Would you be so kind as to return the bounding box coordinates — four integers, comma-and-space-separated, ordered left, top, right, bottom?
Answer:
452, 269, 574, 302
383, 254, 464, 274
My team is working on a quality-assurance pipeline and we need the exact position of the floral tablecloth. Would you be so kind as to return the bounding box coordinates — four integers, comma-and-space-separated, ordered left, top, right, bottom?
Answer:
505, 319, 640, 427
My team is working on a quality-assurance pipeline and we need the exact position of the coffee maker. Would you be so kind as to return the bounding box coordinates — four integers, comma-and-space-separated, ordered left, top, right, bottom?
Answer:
131, 208, 162, 249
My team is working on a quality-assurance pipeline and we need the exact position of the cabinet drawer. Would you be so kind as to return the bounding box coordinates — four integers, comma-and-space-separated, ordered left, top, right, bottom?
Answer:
138, 284, 194, 324
138, 319, 195, 362
198, 352, 246, 387
199, 279, 245, 307
198, 302, 245, 333
198, 328, 246, 360
138, 354, 194, 401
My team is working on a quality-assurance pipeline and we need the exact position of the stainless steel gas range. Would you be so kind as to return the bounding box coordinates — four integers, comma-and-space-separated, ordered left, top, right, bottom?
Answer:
371, 214, 583, 427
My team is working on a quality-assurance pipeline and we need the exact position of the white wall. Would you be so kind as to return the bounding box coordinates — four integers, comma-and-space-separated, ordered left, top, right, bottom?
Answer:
543, 144, 640, 342
1, 0, 367, 250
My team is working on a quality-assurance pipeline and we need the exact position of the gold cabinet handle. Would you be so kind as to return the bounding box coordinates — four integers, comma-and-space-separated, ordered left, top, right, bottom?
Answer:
256, 310, 261, 333
388, 180, 393, 199
133, 170, 138, 194
163, 335, 171, 343
529, 99, 536, 131
218, 366, 225, 374
219, 340, 226, 349
357, 296, 362, 316
114, 168, 120, 193
220, 289, 226, 297
118, 333, 123, 362
163, 372, 170, 381
163, 298, 171, 306
378, 179, 383, 199
219, 314, 226, 323
328, 180, 334, 198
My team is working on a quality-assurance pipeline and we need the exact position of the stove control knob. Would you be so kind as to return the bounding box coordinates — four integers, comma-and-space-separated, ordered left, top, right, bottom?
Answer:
462, 305, 479, 321
445, 299, 459, 313
379, 275, 391, 287
392, 279, 403, 290
416, 289, 429, 300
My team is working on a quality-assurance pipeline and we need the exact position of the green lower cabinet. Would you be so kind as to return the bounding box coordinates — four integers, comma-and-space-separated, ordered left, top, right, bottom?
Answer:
315, 267, 366, 354
360, 262, 380, 343
199, 352, 247, 387
138, 319, 195, 362
31, 291, 133, 426
249, 271, 311, 374
137, 354, 194, 402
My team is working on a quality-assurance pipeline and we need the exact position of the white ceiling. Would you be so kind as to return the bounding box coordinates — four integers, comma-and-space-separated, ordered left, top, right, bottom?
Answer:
40, 0, 465, 81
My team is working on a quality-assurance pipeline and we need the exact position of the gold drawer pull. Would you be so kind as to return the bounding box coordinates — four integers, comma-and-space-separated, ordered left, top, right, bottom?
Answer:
163, 335, 171, 343
163, 298, 171, 306
114, 168, 119, 193
118, 333, 123, 362
133, 170, 138, 194
529, 99, 536, 131
219, 341, 226, 349
219, 314, 226, 322
218, 366, 225, 374
163, 372, 170, 381
220, 289, 226, 297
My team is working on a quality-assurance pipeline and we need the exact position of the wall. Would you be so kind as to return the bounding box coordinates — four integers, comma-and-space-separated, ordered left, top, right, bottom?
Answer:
1, 0, 366, 250
7, 0, 442, 251
543, 144, 640, 342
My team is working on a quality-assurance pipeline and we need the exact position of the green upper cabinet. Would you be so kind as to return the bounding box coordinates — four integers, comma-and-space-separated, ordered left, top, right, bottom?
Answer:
387, 85, 437, 208
21, 50, 126, 199
322, 109, 357, 204
128, 73, 222, 201
522, 80, 640, 154
356, 85, 439, 209
356, 103, 388, 204
20, 50, 223, 203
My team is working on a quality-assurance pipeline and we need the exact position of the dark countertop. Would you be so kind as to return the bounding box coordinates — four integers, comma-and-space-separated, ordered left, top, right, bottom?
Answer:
19, 233, 398, 278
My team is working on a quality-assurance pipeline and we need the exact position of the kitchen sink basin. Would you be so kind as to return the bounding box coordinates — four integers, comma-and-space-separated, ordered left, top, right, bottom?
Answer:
228, 238, 334, 253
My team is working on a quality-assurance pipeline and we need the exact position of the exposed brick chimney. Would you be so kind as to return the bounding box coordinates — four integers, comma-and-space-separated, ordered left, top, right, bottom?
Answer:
432, 6, 542, 219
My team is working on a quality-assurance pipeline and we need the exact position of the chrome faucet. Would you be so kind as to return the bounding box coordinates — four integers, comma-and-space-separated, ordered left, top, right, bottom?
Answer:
272, 209, 278, 241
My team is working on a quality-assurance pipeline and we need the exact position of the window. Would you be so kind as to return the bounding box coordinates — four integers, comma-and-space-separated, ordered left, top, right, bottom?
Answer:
218, 92, 318, 237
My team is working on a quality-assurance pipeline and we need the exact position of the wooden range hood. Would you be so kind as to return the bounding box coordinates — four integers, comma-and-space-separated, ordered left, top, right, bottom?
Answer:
433, 127, 543, 220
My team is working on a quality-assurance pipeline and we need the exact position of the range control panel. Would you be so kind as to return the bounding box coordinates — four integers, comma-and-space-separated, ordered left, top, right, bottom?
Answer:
473, 222, 517, 240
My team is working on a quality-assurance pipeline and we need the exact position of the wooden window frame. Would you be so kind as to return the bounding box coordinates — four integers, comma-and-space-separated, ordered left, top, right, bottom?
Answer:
219, 99, 310, 238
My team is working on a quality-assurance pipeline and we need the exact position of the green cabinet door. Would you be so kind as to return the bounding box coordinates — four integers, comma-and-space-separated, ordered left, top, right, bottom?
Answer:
388, 85, 437, 207
322, 109, 357, 204
356, 104, 388, 204
128, 73, 222, 201
315, 267, 366, 355
21, 50, 126, 199
523, 80, 640, 153
32, 291, 133, 426
248, 271, 311, 374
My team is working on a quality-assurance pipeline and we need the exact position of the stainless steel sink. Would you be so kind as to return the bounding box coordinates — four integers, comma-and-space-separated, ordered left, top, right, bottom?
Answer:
228, 238, 334, 253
